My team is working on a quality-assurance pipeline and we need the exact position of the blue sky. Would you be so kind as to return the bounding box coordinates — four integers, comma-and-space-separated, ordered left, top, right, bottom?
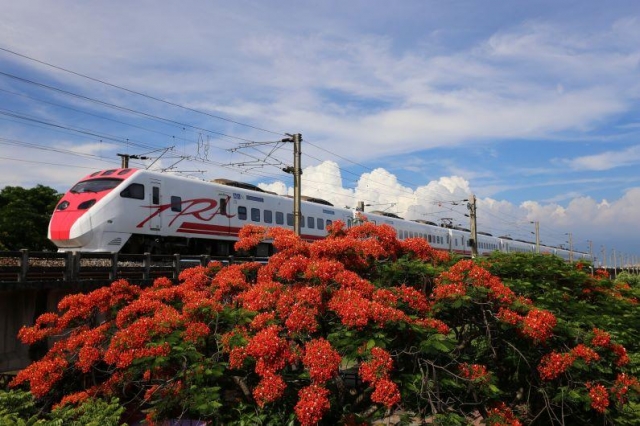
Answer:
1, 0, 639, 264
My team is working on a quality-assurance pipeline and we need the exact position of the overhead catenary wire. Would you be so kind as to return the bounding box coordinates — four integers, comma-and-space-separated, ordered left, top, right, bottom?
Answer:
0, 46, 284, 137
0, 47, 466, 206
0, 60, 456, 209
0, 47, 584, 243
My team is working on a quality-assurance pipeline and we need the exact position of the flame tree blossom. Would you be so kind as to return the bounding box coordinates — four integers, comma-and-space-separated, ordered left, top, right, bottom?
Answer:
8, 221, 639, 425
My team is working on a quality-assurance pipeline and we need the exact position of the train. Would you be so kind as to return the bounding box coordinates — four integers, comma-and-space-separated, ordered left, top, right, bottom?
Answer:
48, 167, 591, 262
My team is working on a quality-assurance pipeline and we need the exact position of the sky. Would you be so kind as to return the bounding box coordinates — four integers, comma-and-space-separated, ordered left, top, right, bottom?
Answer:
1, 0, 639, 265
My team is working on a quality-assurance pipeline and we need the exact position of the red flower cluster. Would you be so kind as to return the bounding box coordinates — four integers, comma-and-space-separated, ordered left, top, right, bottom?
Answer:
459, 363, 490, 384
497, 307, 521, 325
253, 371, 287, 407
586, 382, 610, 413
496, 306, 557, 344
589, 328, 630, 366
400, 237, 449, 263
435, 260, 516, 303
519, 308, 556, 343
359, 347, 394, 384
359, 347, 401, 408
486, 402, 523, 426
371, 378, 402, 407
570, 344, 600, 364
302, 338, 342, 383
538, 351, 576, 381
294, 384, 331, 426
611, 373, 640, 405
591, 328, 611, 347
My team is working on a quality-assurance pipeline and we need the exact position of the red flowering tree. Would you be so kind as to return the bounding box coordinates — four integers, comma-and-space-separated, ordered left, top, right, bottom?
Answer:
7, 221, 640, 425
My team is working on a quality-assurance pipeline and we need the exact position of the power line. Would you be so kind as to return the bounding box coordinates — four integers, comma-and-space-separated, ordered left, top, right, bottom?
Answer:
0, 46, 284, 137
0, 48, 587, 244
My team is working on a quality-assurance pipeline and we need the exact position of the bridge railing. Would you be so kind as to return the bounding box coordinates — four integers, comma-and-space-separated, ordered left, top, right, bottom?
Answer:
0, 250, 268, 287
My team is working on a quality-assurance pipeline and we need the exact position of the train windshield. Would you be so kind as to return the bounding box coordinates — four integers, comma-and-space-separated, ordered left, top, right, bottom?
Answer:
70, 178, 123, 194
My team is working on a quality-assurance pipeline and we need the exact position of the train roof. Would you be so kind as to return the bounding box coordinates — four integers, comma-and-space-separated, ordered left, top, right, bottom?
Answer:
282, 195, 335, 206
212, 178, 268, 193
301, 196, 334, 206
369, 210, 404, 220
83, 168, 138, 180
411, 219, 439, 226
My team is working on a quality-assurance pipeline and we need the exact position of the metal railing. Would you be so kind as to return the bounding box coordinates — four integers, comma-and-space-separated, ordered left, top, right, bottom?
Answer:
0, 250, 268, 288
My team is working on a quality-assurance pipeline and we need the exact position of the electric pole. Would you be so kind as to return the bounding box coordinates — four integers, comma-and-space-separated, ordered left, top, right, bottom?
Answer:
467, 195, 478, 258
531, 221, 540, 254
117, 153, 148, 168
282, 133, 302, 236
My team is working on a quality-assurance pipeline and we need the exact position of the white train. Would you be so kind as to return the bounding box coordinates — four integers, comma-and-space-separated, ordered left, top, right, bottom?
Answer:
48, 167, 590, 261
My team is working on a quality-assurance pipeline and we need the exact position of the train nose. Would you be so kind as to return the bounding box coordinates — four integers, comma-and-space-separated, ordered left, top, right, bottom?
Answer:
49, 208, 93, 246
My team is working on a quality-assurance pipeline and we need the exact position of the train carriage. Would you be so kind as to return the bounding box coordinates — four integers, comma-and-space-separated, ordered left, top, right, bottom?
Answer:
49, 168, 352, 255
49, 168, 592, 263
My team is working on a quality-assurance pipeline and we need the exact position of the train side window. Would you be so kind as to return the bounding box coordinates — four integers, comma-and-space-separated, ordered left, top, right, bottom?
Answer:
287, 213, 293, 226
219, 198, 227, 215
307, 216, 315, 229
301, 215, 305, 228
276, 211, 284, 225
171, 196, 182, 212
152, 187, 160, 205
120, 183, 145, 200
238, 206, 247, 220
317, 218, 324, 230
326, 219, 332, 228
251, 208, 260, 222
264, 210, 273, 224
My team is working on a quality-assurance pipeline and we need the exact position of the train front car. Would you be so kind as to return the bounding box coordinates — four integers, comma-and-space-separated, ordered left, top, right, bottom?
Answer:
49, 168, 139, 252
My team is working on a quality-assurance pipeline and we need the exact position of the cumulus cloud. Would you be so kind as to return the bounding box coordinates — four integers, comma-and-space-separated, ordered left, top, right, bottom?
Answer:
261, 161, 640, 257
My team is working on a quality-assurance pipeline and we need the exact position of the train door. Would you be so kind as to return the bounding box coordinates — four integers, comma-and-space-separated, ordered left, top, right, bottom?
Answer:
149, 180, 162, 231
218, 192, 232, 236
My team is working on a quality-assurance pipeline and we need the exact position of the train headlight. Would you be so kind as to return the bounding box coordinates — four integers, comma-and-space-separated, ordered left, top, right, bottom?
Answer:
56, 200, 70, 211
78, 199, 97, 210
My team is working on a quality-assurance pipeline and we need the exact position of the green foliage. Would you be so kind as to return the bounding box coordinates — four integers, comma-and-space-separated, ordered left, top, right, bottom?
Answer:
49, 397, 126, 426
617, 271, 640, 288
484, 252, 640, 364
0, 185, 61, 251
0, 389, 126, 426
0, 389, 41, 425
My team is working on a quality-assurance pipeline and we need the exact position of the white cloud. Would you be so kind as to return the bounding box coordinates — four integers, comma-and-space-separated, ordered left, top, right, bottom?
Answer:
262, 161, 640, 255
565, 145, 640, 171
1, 2, 640, 257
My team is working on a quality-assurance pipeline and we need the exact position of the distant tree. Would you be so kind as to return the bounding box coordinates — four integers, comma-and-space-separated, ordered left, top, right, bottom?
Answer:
0, 185, 61, 251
